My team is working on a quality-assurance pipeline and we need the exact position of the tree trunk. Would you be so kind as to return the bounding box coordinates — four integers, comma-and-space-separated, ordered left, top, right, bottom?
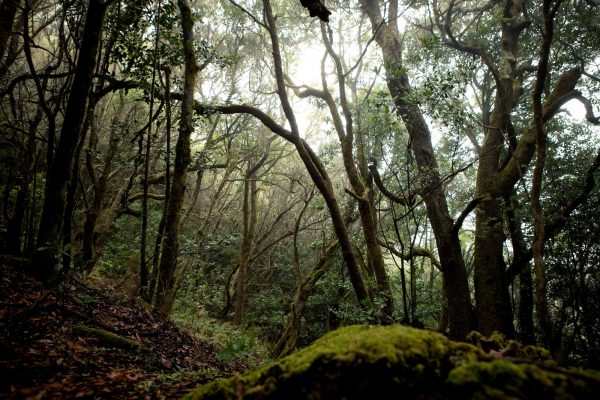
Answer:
472, 194, 514, 336
35, 0, 109, 282
359, 0, 471, 339
233, 173, 257, 324
153, 0, 198, 319
506, 194, 535, 344
518, 263, 535, 345
87, 179, 134, 272
318, 23, 393, 323
140, 4, 162, 298
81, 99, 123, 272
0, 0, 19, 61
147, 69, 172, 303
273, 240, 339, 357
262, 0, 371, 309
5, 90, 42, 254
530, 0, 561, 356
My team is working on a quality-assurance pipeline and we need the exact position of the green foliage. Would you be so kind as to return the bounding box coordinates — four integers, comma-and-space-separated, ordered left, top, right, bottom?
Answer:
216, 336, 254, 364
171, 307, 270, 368
108, 0, 233, 85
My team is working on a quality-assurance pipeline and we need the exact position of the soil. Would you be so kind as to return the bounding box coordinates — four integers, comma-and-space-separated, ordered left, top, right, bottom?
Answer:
0, 260, 245, 399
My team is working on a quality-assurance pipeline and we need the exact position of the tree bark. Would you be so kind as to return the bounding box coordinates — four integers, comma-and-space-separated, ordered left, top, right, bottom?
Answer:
233, 156, 263, 325
0, 0, 19, 61
153, 0, 198, 318
34, 0, 110, 282
273, 239, 339, 357
359, 0, 471, 339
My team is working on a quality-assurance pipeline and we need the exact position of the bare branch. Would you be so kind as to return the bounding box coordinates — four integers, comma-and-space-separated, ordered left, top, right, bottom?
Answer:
450, 196, 484, 236
227, 0, 267, 28
368, 163, 411, 206
378, 240, 442, 271
572, 93, 600, 125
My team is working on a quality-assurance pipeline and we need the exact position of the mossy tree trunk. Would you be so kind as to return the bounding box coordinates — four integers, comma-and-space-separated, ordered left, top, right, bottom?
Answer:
359, 0, 472, 339
234, 153, 267, 325
153, 0, 198, 319
273, 239, 339, 357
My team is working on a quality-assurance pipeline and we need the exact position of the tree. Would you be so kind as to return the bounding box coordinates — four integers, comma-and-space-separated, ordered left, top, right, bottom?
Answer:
202, 0, 373, 312
0, 0, 19, 61
35, 0, 114, 283
359, 0, 472, 339
153, 0, 198, 318
233, 139, 273, 324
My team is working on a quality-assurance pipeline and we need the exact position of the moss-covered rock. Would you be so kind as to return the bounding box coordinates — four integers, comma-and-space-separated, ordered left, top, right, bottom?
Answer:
466, 331, 553, 363
447, 360, 600, 399
183, 325, 600, 399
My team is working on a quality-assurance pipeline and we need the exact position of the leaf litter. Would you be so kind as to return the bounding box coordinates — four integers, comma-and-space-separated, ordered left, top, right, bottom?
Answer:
0, 262, 247, 399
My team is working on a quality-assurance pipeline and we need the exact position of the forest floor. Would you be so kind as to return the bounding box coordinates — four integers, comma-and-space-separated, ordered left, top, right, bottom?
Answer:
0, 259, 248, 399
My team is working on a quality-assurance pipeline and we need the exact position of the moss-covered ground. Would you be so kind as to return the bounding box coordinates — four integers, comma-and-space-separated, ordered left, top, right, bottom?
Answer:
184, 325, 600, 400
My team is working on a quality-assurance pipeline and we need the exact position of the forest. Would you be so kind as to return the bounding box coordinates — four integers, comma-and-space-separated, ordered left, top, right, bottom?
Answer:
1, 0, 599, 398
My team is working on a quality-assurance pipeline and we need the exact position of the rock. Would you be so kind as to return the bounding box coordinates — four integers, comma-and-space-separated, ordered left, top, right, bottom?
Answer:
183, 325, 600, 399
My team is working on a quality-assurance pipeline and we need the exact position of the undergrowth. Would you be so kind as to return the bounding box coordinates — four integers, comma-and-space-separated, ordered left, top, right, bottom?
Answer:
171, 304, 271, 368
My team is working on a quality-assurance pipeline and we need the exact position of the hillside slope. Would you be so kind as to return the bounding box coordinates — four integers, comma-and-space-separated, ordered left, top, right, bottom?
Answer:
0, 260, 242, 399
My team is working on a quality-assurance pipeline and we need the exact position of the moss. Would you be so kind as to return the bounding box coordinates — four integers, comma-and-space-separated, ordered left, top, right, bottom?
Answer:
447, 360, 600, 399
73, 324, 144, 351
183, 325, 600, 399
467, 331, 553, 363
184, 325, 481, 400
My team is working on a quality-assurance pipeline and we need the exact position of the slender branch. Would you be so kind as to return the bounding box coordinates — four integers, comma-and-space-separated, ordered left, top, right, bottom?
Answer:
368, 163, 411, 206
128, 192, 165, 202
227, 0, 267, 28
450, 196, 484, 236
572, 93, 600, 125
378, 239, 441, 271
202, 103, 295, 142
